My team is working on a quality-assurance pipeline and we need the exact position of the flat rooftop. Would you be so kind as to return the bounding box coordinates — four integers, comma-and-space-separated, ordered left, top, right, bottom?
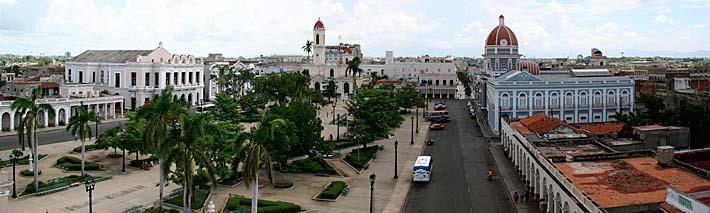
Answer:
537, 143, 611, 159
555, 157, 710, 209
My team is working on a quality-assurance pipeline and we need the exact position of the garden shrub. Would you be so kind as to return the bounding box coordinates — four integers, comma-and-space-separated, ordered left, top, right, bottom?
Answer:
55, 156, 102, 171
225, 195, 301, 213
344, 145, 379, 170
165, 190, 209, 210
317, 181, 346, 200
20, 169, 41, 176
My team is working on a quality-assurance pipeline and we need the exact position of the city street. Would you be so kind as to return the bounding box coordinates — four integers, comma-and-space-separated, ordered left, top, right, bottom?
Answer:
405, 100, 513, 213
0, 120, 122, 151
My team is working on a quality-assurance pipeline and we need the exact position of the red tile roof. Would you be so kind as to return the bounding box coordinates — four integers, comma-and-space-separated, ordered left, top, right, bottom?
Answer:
577, 123, 625, 135
519, 113, 564, 134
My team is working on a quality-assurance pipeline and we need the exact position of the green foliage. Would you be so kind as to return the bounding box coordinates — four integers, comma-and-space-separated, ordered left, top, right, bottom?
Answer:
456, 71, 472, 97
268, 100, 325, 158
72, 144, 105, 153
344, 145, 380, 170
395, 84, 423, 109
273, 181, 293, 189
21, 174, 93, 195
317, 181, 346, 200
323, 80, 338, 100
54, 156, 102, 171
281, 158, 337, 175
214, 93, 241, 122
250, 114, 294, 167
1, 154, 47, 167
20, 169, 40, 176
250, 72, 316, 106
165, 190, 209, 210
225, 195, 302, 213
143, 207, 180, 213
348, 87, 402, 145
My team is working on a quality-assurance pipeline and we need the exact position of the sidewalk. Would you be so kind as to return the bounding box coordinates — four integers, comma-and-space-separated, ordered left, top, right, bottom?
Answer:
0, 118, 126, 137
489, 141, 541, 213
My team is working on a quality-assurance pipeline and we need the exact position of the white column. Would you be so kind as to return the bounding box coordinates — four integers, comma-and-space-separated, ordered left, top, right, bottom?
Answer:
9, 112, 14, 131
120, 103, 124, 118
43, 111, 49, 127
54, 108, 60, 127
159, 71, 166, 89
103, 103, 108, 119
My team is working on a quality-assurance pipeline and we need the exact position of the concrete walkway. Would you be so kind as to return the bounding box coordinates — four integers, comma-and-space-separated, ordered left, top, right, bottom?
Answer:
489, 142, 541, 213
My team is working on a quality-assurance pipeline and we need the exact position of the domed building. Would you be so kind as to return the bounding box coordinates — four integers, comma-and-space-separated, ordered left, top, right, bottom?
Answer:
518, 60, 540, 75
482, 15, 522, 77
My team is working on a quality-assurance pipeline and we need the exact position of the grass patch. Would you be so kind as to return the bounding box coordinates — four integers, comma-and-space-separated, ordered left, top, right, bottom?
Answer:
54, 156, 103, 171
20, 169, 41, 176
344, 145, 380, 170
71, 144, 105, 153
1, 154, 48, 168
225, 195, 301, 213
317, 181, 346, 200
240, 113, 262, 122
143, 207, 180, 213
273, 181, 294, 189
21, 174, 96, 196
165, 190, 209, 210
281, 158, 337, 175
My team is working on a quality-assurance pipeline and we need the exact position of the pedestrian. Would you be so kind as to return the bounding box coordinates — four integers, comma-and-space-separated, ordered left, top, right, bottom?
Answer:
522, 190, 528, 202
513, 191, 519, 204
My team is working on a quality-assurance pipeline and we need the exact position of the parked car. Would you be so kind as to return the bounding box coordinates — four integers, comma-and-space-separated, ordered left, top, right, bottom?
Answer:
431, 117, 449, 123
429, 124, 445, 130
434, 104, 447, 110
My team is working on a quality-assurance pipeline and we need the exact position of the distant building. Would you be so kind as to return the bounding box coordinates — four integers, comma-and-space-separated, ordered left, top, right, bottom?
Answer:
482, 15, 521, 77
65, 42, 204, 110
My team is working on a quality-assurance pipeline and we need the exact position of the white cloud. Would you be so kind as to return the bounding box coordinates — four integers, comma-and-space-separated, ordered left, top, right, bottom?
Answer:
655, 14, 673, 23
657, 7, 671, 13
0, 0, 15, 5
693, 24, 707, 29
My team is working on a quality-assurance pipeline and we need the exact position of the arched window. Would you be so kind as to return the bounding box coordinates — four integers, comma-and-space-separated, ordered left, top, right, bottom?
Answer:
594, 91, 602, 106
343, 82, 350, 94
501, 93, 510, 109
621, 91, 629, 106
518, 93, 527, 109
565, 92, 574, 107
534, 93, 543, 108
579, 92, 588, 106
330, 69, 334, 78
607, 91, 616, 106
316, 34, 320, 45
314, 82, 321, 91
550, 93, 559, 108
100, 70, 105, 83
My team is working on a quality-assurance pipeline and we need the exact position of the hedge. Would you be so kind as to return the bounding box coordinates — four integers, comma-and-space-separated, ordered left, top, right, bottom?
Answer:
129, 156, 158, 168
273, 182, 294, 189
165, 190, 209, 210
21, 174, 93, 195
1, 154, 48, 168
225, 195, 301, 213
144, 207, 179, 213
281, 158, 337, 175
54, 156, 103, 171
344, 145, 380, 170
317, 181, 346, 200
71, 144, 103, 153
20, 169, 41, 176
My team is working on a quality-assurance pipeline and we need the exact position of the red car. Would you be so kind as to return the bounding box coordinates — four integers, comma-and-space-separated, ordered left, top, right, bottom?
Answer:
429, 124, 445, 130
431, 117, 449, 123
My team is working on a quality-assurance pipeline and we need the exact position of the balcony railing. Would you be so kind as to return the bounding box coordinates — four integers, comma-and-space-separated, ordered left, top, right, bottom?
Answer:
517, 105, 529, 110
533, 105, 545, 110
593, 103, 603, 108
549, 104, 559, 109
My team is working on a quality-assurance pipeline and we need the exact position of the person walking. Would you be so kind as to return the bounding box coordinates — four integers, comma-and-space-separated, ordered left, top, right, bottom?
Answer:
513, 191, 520, 204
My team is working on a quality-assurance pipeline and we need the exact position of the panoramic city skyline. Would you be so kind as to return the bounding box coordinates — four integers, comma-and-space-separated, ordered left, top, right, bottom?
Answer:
1, 0, 710, 58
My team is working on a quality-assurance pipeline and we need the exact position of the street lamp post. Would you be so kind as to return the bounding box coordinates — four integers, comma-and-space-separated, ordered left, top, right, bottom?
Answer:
332, 101, 336, 124
369, 174, 376, 213
415, 108, 419, 133
394, 141, 398, 179
85, 179, 96, 213
410, 116, 414, 145
119, 122, 126, 174
10, 154, 17, 198
336, 113, 340, 140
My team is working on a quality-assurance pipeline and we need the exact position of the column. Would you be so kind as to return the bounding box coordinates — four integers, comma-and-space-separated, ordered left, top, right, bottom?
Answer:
43, 110, 49, 127
159, 71, 166, 89
9, 111, 14, 131
104, 103, 108, 119
54, 108, 60, 127
120, 103, 124, 118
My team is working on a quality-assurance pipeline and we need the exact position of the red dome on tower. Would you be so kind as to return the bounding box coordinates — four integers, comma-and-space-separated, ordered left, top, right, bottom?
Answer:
314, 18, 325, 30
485, 15, 518, 46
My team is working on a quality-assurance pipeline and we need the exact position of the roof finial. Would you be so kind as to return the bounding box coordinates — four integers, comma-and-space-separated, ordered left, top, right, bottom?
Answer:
499, 15, 505, 26
158, 41, 163, 48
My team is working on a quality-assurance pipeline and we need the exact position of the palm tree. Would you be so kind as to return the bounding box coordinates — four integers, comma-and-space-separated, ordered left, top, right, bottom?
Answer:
164, 113, 217, 212
242, 118, 286, 212
140, 87, 186, 210
302, 40, 313, 61
11, 86, 53, 190
66, 102, 100, 176
346, 56, 363, 93
211, 64, 232, 94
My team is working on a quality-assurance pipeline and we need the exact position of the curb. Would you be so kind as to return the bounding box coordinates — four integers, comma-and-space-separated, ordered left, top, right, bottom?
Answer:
400, 128, 429, 213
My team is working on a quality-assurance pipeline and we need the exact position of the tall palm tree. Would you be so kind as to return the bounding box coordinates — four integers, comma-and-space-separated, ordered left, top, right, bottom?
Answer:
140, 87, 186, 210
164, 113, 217, 212
66, 102, 100, 176
302, 40, 313, 61
11, 86, 53, 190
242, 118, 286, 212
346, 56, 363, 93
211, 64, 232, 94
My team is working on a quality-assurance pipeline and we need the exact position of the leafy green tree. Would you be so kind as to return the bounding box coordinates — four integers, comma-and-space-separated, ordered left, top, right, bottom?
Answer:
302, 40, 313, 60
242, 142, 273, 213
249, 115, 292, 168
251, 72, 313, 106
323, 80, 338, 102
395, 84, 423, 110
347, 87, 402, 148
139, 87, 187, 209
209, 121, 247, 183
66, 102, 100, 176
211, 64, 232, 93
213, 93, 241, 122
11, 86, 53, 190
269, 100, 324, 158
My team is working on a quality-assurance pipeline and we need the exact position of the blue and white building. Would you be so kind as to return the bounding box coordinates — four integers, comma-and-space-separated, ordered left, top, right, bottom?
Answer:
486, 69, 635, 134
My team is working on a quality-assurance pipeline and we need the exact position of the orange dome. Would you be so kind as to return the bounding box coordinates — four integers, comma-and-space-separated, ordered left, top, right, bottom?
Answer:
518, 60, 540, 75
314, 18, 325, 30
486, 15, 518, 46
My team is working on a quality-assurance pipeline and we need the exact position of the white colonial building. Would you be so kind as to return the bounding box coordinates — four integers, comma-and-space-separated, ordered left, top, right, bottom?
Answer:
65, 43, 204, 110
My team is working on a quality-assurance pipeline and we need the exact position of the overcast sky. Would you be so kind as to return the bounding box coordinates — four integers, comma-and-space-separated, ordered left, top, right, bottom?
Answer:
1, 0, 709, 58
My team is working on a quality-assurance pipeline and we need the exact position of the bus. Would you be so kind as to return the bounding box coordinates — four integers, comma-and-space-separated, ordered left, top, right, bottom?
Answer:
195, 103, 215, 113
413, 156, 432, 182
425, 111, 449, 121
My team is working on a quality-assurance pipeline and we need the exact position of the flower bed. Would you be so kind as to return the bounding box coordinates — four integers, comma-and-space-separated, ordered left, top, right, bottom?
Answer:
54, 156, 103, 171
224, 195, 301, 213
344, 145, 380, 171
1, 154, 48, 168
316, 181, 346, 200
281, 158, 337, 175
